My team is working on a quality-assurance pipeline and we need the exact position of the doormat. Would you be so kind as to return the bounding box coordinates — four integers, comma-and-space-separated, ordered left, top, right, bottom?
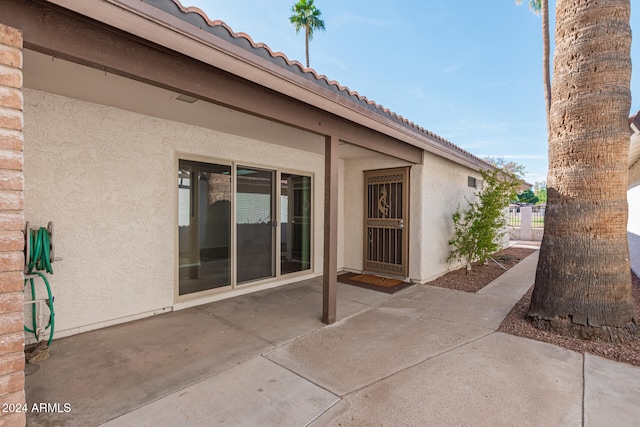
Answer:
337, 272, 413, 294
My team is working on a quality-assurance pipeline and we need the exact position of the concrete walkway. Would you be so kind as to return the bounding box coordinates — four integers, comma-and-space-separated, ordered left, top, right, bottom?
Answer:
25, 246, 640, 426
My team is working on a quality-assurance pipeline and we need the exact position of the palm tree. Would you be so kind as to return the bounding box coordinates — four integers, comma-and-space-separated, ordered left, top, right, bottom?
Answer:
289, 0, 325, 68
528, 0, 637, 340
517, 0, 551, 129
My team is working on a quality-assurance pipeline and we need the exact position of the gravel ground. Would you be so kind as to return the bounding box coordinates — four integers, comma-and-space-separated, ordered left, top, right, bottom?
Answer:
499, 273, 640, 366
426, 247, 640, 366
427, 247, 537, 293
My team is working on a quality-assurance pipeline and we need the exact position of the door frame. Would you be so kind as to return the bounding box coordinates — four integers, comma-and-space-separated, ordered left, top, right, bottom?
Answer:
362, 167, 410, 278
174, 153, 315, 303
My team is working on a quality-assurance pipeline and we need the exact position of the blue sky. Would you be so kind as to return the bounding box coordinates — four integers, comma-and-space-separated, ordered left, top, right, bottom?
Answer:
181, 0, 640, 184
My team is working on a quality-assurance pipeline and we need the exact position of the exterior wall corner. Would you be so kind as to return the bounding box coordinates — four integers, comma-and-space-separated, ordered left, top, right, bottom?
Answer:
0, 22, 25, 426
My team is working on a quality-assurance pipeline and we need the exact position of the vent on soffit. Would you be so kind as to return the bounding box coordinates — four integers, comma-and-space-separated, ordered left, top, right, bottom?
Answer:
175, 94, 198, 103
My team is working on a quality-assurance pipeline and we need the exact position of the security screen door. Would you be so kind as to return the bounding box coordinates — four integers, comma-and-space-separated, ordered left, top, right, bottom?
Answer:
363, 167, 409, 277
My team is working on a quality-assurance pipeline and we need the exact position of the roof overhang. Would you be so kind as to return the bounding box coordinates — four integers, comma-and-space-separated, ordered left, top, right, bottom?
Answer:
43, 0, 491, 171
23, 0, 489, 171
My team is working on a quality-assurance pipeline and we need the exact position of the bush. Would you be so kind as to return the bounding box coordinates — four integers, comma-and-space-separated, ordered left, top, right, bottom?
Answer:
448, 169, 521, 273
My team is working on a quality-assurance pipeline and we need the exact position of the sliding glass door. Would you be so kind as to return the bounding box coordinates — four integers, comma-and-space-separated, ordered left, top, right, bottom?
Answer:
280, 174, 311, 274
178, 160, 232, 296
236, 167, 275, 283
178, 159, 312, 298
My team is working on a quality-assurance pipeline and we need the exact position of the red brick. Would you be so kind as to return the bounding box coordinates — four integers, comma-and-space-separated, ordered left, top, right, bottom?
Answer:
0, 108, 21, 132
0, 390, 24, 406
0, 311, 22, 336
0, 191, 23, 211
0, 332, 23, 355
0, 131, 21, 151
0, 150, 22, 171
0, 66, 21, 90
0, 88, 21, 111
0, 293, 22, 317
0, 231, 22, 252
0, 410, 26, 427
0, 213, 24, 233
0, 272, 23, 294
0, 24, 22, 50
0, 372, 23, 396
0, 272, 21, 293
0, 171, 22, 192
0, 192, 21, 214
0, 252, 23, 273
0, 392, 26, 426
0, 46, 21, 69
0, 352, 24, 377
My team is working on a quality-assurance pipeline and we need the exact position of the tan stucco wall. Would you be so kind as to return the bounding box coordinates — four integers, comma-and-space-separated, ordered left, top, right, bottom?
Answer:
23, 87, 485, 336
23, 89, 326, 337
411, 152, 480, 283
342, 154, 412, 274
628, 183, 640, 235
341, 151, 480, 283
628, 160, 640, 239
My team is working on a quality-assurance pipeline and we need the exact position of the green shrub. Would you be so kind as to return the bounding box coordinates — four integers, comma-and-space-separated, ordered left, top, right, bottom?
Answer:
448, 169, 521, 273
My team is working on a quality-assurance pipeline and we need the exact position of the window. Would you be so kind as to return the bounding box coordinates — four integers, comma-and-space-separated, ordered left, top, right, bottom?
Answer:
468, 176, 477, 188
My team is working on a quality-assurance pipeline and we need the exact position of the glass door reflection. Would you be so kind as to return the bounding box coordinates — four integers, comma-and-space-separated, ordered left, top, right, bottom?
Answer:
178, 160, 231, 296
236, 167, 275, 283
280, 173, 311, 274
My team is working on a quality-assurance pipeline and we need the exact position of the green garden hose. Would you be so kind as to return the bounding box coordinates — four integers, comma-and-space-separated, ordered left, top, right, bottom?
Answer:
24, 227, 55, 347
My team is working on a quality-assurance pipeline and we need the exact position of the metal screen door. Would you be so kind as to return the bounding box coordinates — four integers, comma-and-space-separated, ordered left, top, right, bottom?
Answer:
363, 167, 409, 277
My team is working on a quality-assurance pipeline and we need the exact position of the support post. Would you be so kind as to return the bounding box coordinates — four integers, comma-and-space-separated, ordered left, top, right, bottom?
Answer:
323, 135, 339, 324
520, 206, 532, 241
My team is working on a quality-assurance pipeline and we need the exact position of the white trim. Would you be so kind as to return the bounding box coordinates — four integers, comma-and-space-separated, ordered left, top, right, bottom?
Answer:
32, 307, 173, 344
173, 152, 315, 304
173, 272, 318, 311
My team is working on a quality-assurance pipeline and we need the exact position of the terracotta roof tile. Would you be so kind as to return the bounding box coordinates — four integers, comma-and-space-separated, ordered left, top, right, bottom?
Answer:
148, 0, 489, 167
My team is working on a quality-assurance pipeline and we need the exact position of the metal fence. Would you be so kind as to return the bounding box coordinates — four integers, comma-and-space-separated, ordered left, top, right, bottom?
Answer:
508, 205, 545, 228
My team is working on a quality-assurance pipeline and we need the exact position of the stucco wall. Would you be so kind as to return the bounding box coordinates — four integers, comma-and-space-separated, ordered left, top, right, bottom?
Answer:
629, 161, 640, 236
23, 89, 325, 336
628, 175, 640, 276
338, 159, 345, 271
629, 160, 640, 190
341, 151, 480, 283
342, 154, 412, 274
412, 152, 480, 283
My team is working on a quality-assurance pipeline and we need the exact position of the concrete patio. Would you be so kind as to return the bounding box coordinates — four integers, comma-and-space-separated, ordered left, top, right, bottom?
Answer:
25, 246, 640, 426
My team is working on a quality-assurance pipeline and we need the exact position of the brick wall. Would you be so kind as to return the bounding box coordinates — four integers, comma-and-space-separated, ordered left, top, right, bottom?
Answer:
0, 23, 25, 427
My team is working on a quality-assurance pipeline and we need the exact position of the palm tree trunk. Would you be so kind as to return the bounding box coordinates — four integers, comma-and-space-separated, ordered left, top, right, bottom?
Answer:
541, 0, 551, 130
529, 0, 637, 341
305, 26, 310, 68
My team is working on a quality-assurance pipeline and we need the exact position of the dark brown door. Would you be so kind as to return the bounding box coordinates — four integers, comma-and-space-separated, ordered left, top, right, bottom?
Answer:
363, 167, 409, 277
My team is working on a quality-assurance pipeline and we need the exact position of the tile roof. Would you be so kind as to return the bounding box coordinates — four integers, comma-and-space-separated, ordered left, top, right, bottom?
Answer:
144, 0, 489, 166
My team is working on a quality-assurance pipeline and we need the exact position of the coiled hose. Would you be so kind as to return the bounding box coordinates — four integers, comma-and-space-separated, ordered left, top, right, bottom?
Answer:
24, 227, 55, 347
